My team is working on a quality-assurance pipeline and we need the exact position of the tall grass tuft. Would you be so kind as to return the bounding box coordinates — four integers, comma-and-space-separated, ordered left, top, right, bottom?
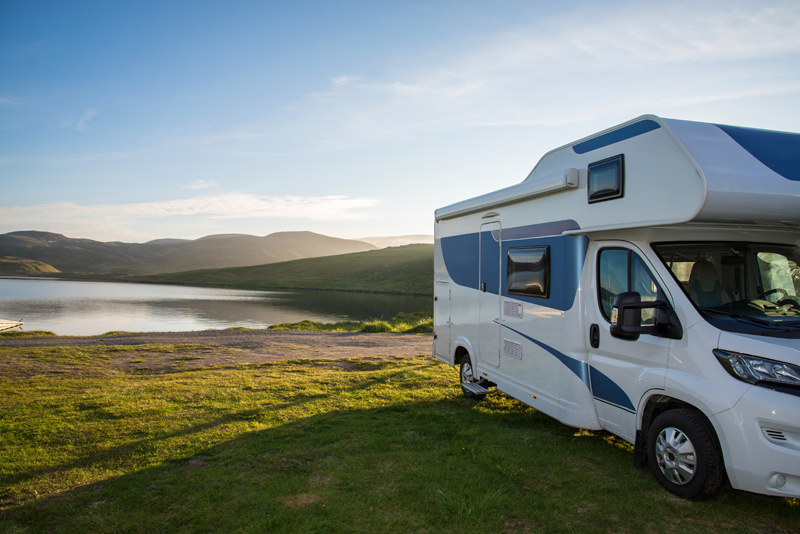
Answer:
269, 311, 432, 334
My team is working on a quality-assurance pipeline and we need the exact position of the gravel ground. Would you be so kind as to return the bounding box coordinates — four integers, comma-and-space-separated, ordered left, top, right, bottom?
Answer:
0, 329, 434, 362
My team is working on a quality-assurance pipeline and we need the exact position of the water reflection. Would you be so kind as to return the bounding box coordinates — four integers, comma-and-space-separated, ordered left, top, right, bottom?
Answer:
0, 277, 431, 336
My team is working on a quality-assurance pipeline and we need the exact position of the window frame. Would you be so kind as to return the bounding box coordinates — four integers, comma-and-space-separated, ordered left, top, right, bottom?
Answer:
596, 247, 664, 323
507, 245, 550, 299
587, 154, 625, 204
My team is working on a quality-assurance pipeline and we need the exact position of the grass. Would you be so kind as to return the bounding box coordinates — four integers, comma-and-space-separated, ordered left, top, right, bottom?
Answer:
0, 256, 60, 276
268, 311, 433, 334
0, 331, 56, 338
0, 345, 798, 534
121, 244, 434, 295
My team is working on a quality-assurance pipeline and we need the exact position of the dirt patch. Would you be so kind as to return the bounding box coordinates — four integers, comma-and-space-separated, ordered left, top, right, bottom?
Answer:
282, 493, 321, 508
0, 331, 433, 378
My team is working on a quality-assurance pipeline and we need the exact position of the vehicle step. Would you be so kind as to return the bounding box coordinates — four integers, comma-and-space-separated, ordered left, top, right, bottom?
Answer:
461, 382, 499, 395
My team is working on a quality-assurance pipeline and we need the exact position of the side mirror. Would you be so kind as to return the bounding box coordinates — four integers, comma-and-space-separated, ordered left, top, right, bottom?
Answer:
609, 292, 683, 341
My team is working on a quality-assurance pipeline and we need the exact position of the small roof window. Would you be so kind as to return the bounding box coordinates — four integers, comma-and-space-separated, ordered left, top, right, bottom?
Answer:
588, 154, 624, 204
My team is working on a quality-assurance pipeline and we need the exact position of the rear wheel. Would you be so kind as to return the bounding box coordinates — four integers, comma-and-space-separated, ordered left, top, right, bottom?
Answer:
647, 409, 726, 500
459, 359, 487, 400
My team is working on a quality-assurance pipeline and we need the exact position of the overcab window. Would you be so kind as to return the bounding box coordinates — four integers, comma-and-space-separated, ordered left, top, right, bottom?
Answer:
588, 154, 624, 203
507, 246, 549, 298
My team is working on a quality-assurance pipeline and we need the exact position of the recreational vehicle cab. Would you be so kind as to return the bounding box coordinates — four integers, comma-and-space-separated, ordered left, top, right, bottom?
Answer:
433, 115, 800, 500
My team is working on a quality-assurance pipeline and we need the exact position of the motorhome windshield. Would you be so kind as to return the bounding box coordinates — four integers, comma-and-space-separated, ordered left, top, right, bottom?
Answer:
653, 242, 800, 338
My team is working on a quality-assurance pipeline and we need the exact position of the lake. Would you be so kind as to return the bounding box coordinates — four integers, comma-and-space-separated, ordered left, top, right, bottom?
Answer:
0, 277, 432, 336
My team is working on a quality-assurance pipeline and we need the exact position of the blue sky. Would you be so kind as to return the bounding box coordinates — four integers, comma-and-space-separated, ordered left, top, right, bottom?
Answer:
2, 0, 799, 243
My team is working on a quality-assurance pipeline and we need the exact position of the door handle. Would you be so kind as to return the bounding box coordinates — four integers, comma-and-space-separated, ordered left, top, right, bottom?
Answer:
590, 324, 600, 349
481, 282, 486, 292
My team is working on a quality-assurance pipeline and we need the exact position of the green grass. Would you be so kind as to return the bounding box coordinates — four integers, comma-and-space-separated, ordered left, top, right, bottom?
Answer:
0, 331, 56, 338
268, 311, 433, 334
121, 244, 434, 295
0, 256, 60, 276
0, 345, 797, 534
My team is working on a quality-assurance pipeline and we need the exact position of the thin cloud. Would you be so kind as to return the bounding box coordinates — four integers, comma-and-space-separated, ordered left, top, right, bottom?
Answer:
0, 94, 23, 106
75, 109, 98, 130
0, 194, 381, 231
293, 0, 800, 147
183, 180, 219, 190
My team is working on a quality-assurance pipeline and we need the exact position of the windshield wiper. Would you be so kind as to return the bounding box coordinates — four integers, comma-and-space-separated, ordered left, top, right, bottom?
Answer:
698, 307, 773, 327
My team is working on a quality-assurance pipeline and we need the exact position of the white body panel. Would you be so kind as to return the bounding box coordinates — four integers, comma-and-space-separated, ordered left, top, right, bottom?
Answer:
433, 115, 800, 498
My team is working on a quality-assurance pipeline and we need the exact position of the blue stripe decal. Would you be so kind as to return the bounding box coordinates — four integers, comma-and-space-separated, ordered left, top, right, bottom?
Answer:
573, 119, 660, 154
589, 367, 636, 411
594, 397, 636, 414
500, 323, 636, 412
500, 234, 588, 310
480, 227, 501, 294
500, 323, 590, 389
715, 124, 800, 182
441, 232, 478, 289
441, 230, 588, 312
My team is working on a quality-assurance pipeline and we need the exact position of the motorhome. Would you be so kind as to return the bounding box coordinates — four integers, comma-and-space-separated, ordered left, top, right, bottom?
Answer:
432, 115, 800, 500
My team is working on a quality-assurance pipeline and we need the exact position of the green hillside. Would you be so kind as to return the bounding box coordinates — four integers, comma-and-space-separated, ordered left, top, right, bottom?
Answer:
125, 244, 434, 295
0, 230, 376, 274
0, 256, 60, 275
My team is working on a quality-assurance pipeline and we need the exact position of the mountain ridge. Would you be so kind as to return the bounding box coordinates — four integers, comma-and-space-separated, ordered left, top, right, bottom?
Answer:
0, 230, 378, 275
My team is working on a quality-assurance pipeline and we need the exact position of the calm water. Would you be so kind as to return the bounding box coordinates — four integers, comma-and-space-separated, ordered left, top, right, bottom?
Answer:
0, 277, 431, 336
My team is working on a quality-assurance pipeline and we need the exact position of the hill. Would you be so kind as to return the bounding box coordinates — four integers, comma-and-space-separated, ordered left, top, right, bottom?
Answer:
125, 244, 434, 295
0, 256, 61, 275
358, 235, 433, 248
0, 231, 377, 274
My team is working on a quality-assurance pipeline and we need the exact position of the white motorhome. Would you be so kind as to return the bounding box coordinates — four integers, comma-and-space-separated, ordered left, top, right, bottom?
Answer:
433, 115, 800, 500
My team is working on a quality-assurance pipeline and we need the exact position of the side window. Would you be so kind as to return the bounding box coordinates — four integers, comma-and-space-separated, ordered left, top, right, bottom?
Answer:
598, 248, 663, 322
507, 246, 549, 298
598, 249, 628, 318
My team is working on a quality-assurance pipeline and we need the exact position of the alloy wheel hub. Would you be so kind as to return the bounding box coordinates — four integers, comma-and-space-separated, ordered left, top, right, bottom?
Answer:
655, 426, 696, 485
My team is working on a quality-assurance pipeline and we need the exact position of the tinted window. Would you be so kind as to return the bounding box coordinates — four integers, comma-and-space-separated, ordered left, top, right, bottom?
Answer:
598, 248, 663, 322
507, 247, 549, 298
598, 249, 628, 318
588, 155, 624, 203
653, 242, 800, 337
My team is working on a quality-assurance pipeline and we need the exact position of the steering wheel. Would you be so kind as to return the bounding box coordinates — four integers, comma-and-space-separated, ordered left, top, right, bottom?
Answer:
756, 288, 789, 300
777, 296, 800, 310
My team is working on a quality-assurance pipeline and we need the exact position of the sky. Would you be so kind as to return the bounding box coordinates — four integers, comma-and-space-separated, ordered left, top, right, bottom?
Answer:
1, 0, 799, 243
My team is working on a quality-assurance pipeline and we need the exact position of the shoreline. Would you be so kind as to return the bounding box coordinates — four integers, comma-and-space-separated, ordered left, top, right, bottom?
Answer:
2, 273, 434, 297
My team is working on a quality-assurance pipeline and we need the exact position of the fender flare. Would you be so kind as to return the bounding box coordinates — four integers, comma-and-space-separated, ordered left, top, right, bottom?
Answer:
452, 336, 477, 377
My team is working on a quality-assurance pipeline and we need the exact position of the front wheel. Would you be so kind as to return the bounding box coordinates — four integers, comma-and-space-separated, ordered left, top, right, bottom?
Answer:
459, 359, 487, 400
647, 409, 726, 500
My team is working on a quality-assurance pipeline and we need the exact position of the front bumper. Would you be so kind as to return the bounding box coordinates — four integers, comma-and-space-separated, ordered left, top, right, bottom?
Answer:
712, 385, 800, 498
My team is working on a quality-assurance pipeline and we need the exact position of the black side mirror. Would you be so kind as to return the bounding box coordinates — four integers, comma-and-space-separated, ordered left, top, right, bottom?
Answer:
609, 292, 683, 341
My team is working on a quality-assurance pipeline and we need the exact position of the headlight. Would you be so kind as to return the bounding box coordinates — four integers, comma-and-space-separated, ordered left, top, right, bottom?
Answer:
713, 349, 800, 388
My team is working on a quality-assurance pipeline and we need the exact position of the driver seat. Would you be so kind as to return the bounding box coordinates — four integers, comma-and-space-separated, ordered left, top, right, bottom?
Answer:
688, 261, 731, 307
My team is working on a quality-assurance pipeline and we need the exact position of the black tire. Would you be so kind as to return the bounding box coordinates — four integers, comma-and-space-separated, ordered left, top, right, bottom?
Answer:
459, 359, 487, 400
647, 409, 726, 501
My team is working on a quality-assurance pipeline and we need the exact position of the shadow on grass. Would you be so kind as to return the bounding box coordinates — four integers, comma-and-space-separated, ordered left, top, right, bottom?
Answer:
3, 389, 799, 534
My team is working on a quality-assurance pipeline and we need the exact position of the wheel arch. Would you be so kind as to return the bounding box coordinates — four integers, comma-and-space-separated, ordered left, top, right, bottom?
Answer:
633, 392, 725, 472
452, 336, 477, 370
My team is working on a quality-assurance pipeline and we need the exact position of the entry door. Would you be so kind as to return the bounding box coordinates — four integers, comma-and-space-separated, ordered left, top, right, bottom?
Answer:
479, 222, 501, 367
586, 244, 671, 442
434, 281, 451, 363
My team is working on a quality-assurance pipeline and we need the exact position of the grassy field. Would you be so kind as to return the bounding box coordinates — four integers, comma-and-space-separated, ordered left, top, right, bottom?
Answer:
1, 344, 797, 534
0, 331, 56, 338
0, 257, 59, 276
121, 244, 434, 295
268, 311, 432, 333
